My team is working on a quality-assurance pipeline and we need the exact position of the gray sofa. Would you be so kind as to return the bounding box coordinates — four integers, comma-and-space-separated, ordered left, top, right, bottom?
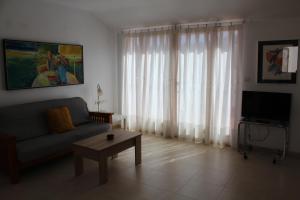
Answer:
0, 97, 113, 183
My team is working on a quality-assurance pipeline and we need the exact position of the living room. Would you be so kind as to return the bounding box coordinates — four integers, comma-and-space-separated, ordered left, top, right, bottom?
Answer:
0, 0, 300, 199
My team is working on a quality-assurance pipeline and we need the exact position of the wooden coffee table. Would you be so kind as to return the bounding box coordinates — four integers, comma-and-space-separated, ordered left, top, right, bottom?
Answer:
72, 130, 141, 184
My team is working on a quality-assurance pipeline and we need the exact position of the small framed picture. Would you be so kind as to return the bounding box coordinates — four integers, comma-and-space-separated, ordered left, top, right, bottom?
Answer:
257, 40, 298, 84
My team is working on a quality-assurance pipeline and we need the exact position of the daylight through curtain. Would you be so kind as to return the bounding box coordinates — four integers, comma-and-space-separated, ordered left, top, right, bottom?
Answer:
122, 24, 243, 147
121, 30, 174, 137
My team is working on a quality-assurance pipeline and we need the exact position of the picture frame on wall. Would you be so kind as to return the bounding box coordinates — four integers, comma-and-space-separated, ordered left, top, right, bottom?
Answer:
257, 40, 298, 84
3, 39, 84, 90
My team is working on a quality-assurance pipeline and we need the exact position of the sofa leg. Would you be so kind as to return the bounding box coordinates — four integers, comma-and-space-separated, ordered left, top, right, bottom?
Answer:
8, 151, 19, 184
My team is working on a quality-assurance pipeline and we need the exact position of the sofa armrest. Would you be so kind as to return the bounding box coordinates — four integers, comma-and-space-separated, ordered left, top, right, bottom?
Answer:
89, 112, 113, 124
0, 133, 16, 143
0, 133, 19, 183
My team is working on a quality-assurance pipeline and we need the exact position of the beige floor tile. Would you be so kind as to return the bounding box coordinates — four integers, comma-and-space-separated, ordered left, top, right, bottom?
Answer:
159, 193, 197, 200
177, 177, 224, 200
0, 134, 300, 200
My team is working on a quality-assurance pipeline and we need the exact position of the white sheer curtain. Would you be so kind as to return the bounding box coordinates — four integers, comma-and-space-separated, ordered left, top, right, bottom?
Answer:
177, 25, 243, 147
122, 24, 243, 147
121, 30, 174, 136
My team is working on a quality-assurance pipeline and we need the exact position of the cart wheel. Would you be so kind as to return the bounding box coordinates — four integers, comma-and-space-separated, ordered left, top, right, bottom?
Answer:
243, 152, 248, 160
273, 158, 277, 165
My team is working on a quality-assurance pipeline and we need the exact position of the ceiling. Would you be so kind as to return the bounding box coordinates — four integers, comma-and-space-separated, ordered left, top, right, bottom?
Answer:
43, 0, 300, 29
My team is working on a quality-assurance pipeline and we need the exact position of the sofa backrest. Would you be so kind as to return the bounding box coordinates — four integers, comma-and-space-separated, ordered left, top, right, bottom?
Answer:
0, 97, 90, 141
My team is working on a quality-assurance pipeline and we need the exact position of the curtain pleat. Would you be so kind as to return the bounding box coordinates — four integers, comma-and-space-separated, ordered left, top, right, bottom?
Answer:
122, 25, 243, 147
122, 30, 173, 137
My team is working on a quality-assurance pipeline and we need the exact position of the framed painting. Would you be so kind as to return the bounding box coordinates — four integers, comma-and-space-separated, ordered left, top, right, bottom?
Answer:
257, 40, 298, 84
3, 39, 84, 90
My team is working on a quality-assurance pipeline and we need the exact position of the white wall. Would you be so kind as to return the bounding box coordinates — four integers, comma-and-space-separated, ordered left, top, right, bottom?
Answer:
0, 0, 117, 112
243, 19, 300, 153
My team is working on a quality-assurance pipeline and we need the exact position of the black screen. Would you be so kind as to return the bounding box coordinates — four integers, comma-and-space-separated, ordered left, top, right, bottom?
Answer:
242, 91, 291, 122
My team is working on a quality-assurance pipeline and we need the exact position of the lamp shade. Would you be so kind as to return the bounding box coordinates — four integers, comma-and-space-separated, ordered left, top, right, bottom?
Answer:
97, 83, 103, 96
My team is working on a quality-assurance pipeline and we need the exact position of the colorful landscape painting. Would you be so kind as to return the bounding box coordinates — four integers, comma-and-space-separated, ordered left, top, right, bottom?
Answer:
3, 39, 84, 90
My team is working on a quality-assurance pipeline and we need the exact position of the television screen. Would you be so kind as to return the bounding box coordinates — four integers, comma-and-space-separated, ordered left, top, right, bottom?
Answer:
3, 39, 84, 90
242, 91, 292, 122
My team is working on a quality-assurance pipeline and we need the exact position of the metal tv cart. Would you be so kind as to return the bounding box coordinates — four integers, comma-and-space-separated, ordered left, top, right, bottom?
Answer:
237, 119, 289, 164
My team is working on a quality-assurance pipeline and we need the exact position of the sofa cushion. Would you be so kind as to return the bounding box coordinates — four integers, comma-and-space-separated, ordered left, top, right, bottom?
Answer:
0, 111, 48, 141
62, 97, 90, 126
17, 132, 78, 162
0, 97, 90, 141
17, 122, 111, 162
47, 106, 75, 133
70, 122, 112, 140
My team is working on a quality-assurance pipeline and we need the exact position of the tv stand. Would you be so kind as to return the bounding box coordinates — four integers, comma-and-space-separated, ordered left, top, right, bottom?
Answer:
254, 119, 270, 124
237, 119, 289, 164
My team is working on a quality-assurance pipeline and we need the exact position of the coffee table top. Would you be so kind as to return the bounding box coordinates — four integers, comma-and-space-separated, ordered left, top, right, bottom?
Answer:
73, 130, 141, 151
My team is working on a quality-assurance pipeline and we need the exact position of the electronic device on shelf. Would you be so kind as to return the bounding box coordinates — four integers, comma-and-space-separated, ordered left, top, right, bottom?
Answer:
240, 91, 292, 164
241, 91, 292, 123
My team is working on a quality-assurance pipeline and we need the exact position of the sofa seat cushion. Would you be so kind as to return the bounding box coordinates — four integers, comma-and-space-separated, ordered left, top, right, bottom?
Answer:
70, 122, 112, 140
17, 132, 78, 162
17, 122, 111, 162
0, 116, 48, 142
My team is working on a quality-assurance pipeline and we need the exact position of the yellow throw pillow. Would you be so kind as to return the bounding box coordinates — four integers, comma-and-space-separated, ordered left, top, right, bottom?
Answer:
47, 106, 75, 133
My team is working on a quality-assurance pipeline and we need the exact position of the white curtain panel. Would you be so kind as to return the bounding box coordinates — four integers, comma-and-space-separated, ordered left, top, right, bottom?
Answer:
122, 24, 243, 147
177, 25, 243, 147
121, 30, 173, 137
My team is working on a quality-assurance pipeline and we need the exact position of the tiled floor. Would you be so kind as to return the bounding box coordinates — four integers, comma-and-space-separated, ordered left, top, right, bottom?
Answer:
0, 134, 300, 200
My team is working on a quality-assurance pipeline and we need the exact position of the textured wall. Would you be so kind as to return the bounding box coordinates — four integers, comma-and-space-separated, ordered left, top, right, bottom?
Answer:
0, 0, 117, 112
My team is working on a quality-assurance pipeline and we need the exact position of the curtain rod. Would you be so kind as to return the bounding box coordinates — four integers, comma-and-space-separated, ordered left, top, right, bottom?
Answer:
123, 25, 174, 33
179, 19, 244, 27
122, 19, 244, 33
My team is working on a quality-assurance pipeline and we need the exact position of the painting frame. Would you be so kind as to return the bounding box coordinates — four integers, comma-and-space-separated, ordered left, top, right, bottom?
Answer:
3, 39, 84, 90
257, 40, 298, 84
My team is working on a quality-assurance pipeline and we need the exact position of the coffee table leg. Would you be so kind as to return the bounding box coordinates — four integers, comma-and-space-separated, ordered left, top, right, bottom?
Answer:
98, 157, 108, 185
75, 155, 83, 176
135, 135, 141, 165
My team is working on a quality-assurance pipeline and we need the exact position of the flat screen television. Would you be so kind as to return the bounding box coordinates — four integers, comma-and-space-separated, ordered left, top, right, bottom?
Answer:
242, 91, 292, 122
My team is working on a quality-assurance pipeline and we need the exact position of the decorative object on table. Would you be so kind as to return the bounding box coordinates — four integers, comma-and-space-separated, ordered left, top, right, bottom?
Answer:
3, 39, 84, 90
106, 134, 114, 141
95, 83, 104, 112
257, 40, 298, 84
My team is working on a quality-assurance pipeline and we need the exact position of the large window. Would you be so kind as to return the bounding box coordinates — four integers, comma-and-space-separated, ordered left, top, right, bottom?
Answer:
122, 24, 243, 147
